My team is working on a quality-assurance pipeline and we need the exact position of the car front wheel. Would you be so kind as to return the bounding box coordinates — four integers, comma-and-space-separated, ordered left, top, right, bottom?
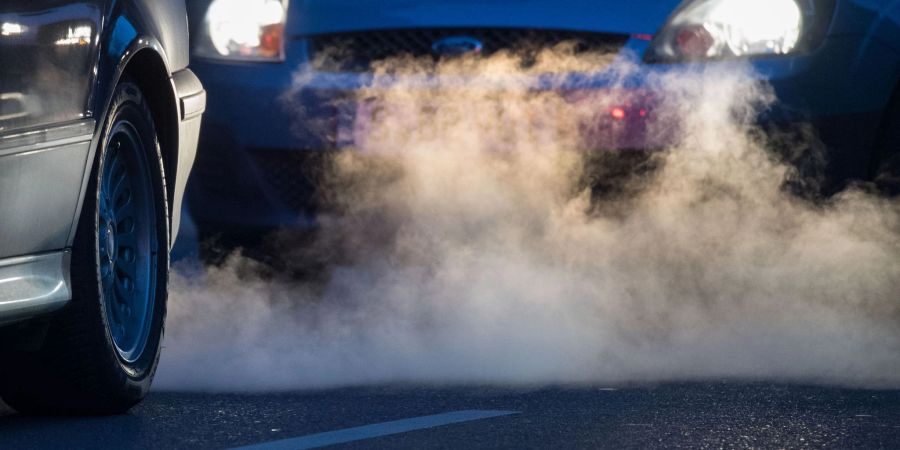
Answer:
0, 79, 169, 415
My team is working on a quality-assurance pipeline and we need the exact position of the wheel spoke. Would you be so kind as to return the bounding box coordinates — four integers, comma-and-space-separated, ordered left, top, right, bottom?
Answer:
116, 217, 136, 237
114, 186, 134, 218
110, 169, 128, 205
104, 150, 123, 194
116, 261, 137, 288
116, 250, 137, 280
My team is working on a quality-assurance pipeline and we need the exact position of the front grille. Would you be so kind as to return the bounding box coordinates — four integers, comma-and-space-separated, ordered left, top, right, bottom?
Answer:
308, 28, 630, 72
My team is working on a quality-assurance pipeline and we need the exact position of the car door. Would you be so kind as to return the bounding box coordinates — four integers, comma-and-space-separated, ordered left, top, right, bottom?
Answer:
0, 0, 104, 260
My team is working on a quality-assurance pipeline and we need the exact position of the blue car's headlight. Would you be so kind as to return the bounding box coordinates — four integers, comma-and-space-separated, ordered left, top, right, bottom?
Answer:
193, 0, 288, 62
646, 0, 835, 63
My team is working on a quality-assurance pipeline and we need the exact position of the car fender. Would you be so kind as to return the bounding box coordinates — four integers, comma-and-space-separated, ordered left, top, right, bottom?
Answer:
69, 0, 193, 248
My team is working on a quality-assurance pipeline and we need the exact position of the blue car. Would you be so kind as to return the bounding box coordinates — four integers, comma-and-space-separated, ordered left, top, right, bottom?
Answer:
185, 0, 900, 237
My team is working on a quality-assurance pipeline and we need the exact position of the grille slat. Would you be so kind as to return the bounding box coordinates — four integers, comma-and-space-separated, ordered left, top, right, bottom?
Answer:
309, 28, 629, 72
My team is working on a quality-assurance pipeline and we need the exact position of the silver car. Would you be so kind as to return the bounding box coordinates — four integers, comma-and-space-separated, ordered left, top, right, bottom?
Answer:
0, 0, 204, 415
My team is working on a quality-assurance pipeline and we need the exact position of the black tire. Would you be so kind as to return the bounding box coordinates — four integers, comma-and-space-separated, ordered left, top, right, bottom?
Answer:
0, 80, 170, 415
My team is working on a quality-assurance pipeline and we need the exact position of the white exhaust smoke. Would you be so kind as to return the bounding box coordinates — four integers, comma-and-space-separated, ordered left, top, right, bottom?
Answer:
155, 50, 900, 392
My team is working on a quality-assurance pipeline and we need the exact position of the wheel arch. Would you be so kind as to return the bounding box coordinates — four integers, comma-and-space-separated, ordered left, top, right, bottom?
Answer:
120, 47, 180, 219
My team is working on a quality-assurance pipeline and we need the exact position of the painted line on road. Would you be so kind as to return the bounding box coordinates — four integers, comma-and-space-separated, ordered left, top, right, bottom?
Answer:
233, 409, 520, 450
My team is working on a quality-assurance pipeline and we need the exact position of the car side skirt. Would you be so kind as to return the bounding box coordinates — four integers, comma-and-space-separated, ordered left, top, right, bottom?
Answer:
0, 251, 72, 326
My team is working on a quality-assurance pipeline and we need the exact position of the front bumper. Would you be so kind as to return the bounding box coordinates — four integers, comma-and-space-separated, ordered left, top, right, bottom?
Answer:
187, 33, 896, 232
170, 69, 206, 245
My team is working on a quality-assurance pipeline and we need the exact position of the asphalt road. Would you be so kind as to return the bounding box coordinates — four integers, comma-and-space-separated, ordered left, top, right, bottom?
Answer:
1, 383, 898, 449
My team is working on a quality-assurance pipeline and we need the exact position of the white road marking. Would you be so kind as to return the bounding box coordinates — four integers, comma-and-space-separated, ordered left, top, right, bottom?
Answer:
233, 410, 520, 450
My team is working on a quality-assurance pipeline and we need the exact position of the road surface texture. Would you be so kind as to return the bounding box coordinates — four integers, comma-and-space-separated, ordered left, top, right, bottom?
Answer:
1, 383, 898, 449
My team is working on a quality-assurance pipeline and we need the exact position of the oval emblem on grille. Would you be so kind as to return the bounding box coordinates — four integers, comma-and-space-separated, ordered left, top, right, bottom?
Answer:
431, 35, 484, 56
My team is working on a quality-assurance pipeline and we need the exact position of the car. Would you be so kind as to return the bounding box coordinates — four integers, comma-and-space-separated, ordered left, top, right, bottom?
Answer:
184, 0, 899, 241
0, 0, 205, 414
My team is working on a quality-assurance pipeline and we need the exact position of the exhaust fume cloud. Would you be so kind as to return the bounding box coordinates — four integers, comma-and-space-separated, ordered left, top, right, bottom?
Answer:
155, 50, 900, 392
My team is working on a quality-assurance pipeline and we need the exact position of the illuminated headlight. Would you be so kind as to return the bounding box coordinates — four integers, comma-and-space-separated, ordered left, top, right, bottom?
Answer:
194, 0, 288, 62
646, 0, 832, 62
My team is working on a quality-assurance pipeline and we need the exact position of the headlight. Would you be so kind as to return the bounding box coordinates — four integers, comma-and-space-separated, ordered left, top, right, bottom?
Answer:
193, 0, 288, 62
646, 0, 834, 63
